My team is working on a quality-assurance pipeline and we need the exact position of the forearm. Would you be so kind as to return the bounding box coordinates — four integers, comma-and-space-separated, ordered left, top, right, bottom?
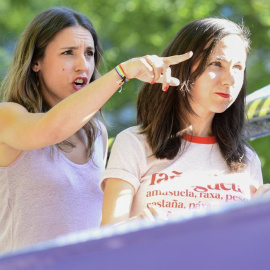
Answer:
101, 178, 135, 226
0, 53, 190, 149
33, 52, 192, 144
0, 68, 121, 150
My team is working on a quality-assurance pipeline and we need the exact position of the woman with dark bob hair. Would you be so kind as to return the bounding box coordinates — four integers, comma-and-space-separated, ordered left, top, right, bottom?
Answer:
0, 7, 191, 253
101, 17, 267, 225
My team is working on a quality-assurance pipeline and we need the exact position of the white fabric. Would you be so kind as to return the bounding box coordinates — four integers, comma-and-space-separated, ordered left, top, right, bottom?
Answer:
101, 126, 263, 219
0, 121, 107, 254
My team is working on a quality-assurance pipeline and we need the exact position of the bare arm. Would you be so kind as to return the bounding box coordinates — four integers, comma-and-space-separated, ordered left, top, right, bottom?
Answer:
0, 53, 193, 150
0, 69, 122, 150
101, 178, 135, 226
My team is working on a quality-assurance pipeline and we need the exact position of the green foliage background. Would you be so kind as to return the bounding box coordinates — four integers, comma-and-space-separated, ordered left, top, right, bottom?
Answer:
0, 0, 269, 182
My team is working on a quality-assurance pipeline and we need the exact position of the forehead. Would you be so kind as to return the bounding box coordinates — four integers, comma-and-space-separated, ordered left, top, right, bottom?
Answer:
211, 35, 247, 62
49, 26, 94, 47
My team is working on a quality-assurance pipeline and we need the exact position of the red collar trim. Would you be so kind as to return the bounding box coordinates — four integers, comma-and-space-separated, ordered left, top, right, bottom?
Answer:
182, 134, 217, 144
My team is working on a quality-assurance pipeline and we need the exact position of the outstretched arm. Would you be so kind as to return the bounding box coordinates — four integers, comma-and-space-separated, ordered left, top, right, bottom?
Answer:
0, 52, 193, 150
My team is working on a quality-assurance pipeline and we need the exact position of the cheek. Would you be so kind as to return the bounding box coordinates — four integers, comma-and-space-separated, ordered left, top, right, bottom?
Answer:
233, 74, 244, 96
88, 61, 95, 77
196, 71, 218, 86
230, 83, 244, 105
192, 72, 215, 93
59, 61, 73, 72
57, 63, 76, 76
208, 71, 218, 80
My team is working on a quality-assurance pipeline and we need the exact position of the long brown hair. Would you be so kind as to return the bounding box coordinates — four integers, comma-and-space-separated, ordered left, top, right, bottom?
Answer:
137, 18, 251, 172
0, 7, 103, 159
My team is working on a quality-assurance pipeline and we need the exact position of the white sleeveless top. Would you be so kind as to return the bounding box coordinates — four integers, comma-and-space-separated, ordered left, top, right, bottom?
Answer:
0, 123, 107, 254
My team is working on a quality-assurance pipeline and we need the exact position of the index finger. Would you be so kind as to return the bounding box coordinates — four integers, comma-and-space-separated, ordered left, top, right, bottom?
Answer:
163, 51, 193, 66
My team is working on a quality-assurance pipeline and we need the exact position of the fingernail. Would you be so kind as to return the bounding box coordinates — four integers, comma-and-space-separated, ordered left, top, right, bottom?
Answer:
163, 86, 168, 92
151, 81, 156, 84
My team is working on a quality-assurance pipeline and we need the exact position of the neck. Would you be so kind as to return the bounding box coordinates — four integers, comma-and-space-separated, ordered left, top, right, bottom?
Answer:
186, 113, 215, 137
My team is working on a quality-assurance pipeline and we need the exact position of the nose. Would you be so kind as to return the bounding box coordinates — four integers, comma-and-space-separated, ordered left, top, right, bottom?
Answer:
74, 55, 88, 72
221, 68, 235, 87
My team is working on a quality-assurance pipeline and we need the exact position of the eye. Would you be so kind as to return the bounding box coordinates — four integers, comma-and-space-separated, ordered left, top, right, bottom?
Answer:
209, 61, 221, 67
61, 50, 73, 55
86, 50, 94, 57
234, 64, 243, 70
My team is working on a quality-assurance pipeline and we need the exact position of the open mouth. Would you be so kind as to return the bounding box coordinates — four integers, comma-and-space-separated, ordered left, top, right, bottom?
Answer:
73, 77, 88, 91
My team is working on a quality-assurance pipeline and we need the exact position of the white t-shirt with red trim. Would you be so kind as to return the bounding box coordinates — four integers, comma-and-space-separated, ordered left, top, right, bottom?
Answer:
101, 126, 263, 218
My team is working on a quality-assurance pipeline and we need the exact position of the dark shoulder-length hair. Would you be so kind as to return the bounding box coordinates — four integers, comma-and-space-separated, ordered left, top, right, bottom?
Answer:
0, 7, 103, 159
137, 18, 251, 172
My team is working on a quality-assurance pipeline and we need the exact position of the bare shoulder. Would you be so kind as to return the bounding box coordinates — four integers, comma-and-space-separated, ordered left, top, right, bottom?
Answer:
0, 101, 28, 114
0, 102, 29, 135
0, 101, 27, 110
0, 102, 27, 165
0, 102, 28, 124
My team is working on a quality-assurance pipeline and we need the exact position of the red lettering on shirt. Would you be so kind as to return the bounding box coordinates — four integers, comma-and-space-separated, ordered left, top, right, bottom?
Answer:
150, 171, 183, 186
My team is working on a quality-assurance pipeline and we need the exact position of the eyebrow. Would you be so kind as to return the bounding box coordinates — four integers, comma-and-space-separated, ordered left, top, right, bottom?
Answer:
214, 55, 244, 64
60, 46, 95, 51
215, 56, 227, 62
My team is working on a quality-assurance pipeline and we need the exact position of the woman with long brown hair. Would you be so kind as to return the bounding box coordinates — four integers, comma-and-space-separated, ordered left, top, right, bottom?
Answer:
0, 7, 190, 253
101, 18, 265, 225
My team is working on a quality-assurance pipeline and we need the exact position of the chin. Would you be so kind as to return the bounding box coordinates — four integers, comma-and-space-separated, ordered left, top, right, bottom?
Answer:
213, 106, 229, 114
215, 101, 232, 113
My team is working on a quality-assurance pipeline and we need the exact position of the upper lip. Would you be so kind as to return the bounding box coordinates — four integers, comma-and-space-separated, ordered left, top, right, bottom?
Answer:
72, 76, 88, 86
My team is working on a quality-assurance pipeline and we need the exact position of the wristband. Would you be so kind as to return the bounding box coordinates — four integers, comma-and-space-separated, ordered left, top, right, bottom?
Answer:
114, 64, 130, 86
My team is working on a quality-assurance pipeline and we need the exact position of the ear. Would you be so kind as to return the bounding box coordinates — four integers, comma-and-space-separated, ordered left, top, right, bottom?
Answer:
31, 60, 41, 72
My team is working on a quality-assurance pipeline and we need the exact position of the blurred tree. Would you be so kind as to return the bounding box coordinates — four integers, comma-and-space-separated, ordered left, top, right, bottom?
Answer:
0, 0, 269, 182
